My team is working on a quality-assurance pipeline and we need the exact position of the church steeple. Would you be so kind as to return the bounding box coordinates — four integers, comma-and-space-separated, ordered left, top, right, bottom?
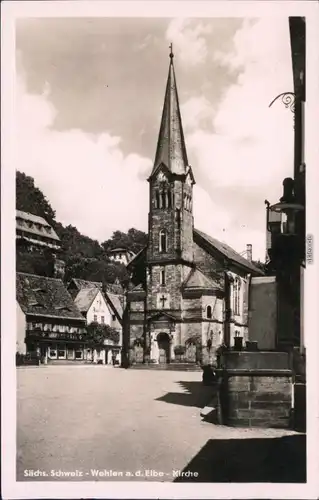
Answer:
151, 45, 190, 178
147, 47, 195, 266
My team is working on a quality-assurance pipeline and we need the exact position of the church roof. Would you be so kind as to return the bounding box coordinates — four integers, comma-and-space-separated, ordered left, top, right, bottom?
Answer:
17, 273, 85, 321
126, 228, 263, 277
183, 268, 222, 291
193, 229, 263, 275
150, 51, 190, 178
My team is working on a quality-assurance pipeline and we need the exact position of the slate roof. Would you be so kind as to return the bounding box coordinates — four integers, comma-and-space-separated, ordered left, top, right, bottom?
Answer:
104, 282, 124, 295
70, 278, 103, 291
105, 292, 124, 321
151, 53, 189, 177
183, 268, 222, 291
126, 229, 262, 276
16, 210, 60, 242
193, 229, 263, 275
16, 273, 85, 321
74, 287, 100, 313
71, 279, 124, 322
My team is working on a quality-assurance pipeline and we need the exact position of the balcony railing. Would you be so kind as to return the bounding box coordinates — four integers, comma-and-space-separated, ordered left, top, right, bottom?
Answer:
26, 329, 121, 347
27, 329, 86, 341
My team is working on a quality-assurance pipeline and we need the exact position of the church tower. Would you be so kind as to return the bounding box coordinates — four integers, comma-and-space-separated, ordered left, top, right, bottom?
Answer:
124, 47, 262, 367
146, 47, 195, 320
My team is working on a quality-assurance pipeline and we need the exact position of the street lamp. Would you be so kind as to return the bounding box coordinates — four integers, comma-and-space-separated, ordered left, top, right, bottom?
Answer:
265, 177, 304, 239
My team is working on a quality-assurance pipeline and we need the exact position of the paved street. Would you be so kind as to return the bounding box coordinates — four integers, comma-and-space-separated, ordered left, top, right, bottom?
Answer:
17, 366, 305, 482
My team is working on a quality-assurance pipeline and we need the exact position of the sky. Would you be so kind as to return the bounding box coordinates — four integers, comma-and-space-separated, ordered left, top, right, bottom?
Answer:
15, 16, 295, 261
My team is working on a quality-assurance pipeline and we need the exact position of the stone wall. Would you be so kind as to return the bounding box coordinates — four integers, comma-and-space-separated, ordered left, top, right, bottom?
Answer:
218, 351, 293, 428
221, 372, 292, 428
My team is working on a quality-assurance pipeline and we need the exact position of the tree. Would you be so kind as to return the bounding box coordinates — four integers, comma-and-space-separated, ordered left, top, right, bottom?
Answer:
101, 227, 147, 255
85, 322, 120, 346
15, 171, 140, 286
16, 171, 56, 224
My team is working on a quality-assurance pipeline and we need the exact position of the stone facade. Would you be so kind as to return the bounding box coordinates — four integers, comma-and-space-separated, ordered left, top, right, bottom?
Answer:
123, 54, 262, 367
218, 351, 293, 428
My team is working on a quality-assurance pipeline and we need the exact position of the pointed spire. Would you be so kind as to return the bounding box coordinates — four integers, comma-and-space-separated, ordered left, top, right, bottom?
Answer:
151, 46, 189, 177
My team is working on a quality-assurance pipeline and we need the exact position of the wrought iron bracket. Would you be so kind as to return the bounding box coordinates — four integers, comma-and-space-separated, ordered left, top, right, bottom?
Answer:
269, 92, 296, 113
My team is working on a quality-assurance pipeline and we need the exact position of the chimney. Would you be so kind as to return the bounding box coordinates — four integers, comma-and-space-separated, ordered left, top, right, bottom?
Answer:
246, 244, 252, 262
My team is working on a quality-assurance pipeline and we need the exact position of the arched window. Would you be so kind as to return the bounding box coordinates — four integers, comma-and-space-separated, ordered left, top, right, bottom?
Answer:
207, 305, 212, 319
160, 267, 166, 286
171, 190, 175, 207
161, 191, 166, 209
159, 230, 167, 253
167, 189, 171, 208
155, 191, 160, 209
183, 193, 187, 209
233, 278, 241, 315
175, 209, 181, 229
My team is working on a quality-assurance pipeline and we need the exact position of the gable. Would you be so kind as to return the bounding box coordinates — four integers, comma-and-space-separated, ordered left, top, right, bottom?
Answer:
89, 290, 109, 313
148, 162, 172, 182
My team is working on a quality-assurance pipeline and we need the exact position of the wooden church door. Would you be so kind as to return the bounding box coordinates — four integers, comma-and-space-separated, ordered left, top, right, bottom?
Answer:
157, 332, 170, 364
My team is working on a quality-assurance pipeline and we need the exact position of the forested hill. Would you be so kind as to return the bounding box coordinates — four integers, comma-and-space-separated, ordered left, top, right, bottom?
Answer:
16, 171, 148, 284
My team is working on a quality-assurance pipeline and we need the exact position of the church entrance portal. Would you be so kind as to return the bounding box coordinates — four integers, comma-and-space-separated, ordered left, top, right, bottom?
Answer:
157, 332, 170, 364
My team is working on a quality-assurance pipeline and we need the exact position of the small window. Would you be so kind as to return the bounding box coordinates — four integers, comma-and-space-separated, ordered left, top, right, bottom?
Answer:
93, 315, 98, 322
175, 209, 181, 229
166, 190, 171, 208
48, 346, 57, 359
58, 349, 66, 359
233, 279, 241, 316
159, 230, 167, 253
161, 192, 166, 209
155, 191, 160, 208
112, 314, 116, 321
207, 305, 212, 319
101, 316, 105, 324
160, 268, 166, 286
75, 350, 83, 359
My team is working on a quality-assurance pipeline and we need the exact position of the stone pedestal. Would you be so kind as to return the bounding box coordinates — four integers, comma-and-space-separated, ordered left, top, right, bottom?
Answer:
217, 351, 293, 428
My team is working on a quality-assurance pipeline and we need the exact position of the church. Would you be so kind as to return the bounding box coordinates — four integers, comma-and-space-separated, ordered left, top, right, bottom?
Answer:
122, 50, 263, 367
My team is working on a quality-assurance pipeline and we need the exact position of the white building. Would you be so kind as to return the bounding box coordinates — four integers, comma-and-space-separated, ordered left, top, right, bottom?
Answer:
108, 248, 136, 266
71, 281, 123, 364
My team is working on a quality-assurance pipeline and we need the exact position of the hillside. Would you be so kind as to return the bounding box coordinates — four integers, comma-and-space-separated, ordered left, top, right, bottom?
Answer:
16, 171, 148, 285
